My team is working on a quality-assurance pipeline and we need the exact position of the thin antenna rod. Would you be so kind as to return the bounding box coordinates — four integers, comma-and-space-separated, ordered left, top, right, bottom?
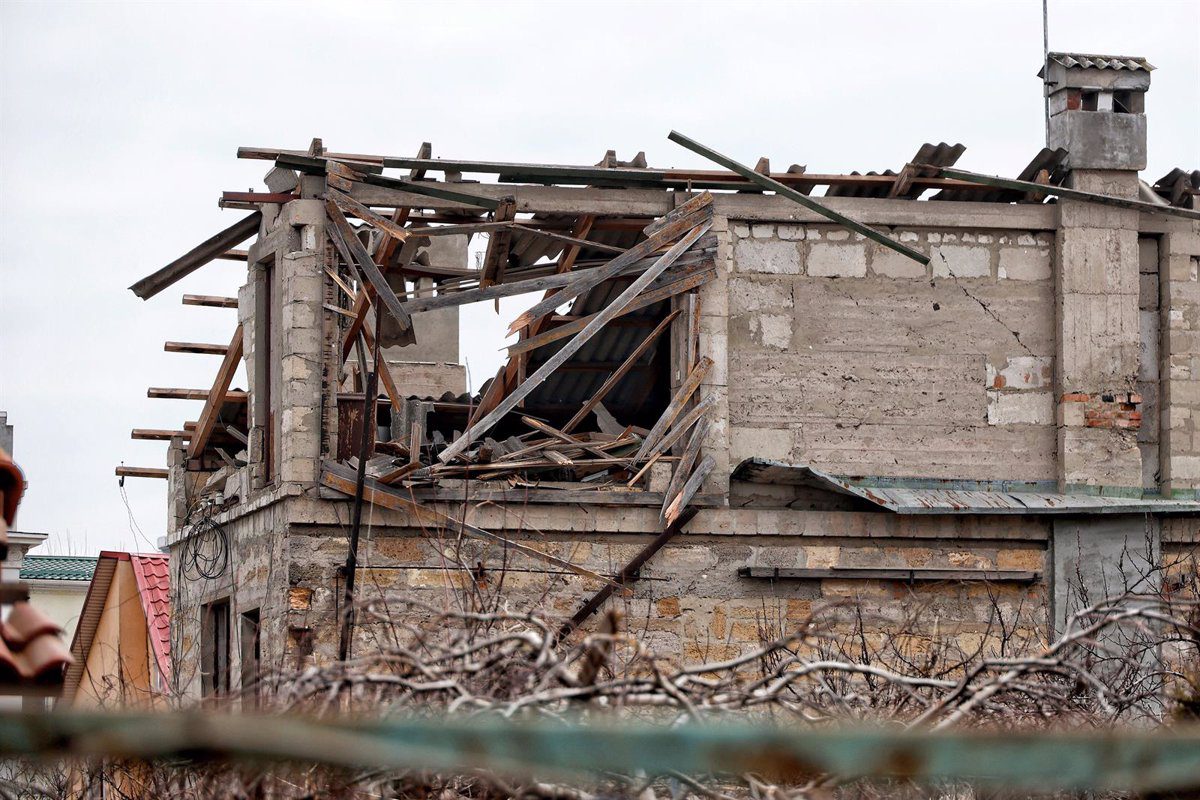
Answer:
1043, 0, 1051, 146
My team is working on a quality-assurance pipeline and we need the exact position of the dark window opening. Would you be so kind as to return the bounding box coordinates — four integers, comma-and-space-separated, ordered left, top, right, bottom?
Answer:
201, 598, 231, 698
1080, 90, 1099, 111
1113, 90, 1143, 114
240, 608, 261, 705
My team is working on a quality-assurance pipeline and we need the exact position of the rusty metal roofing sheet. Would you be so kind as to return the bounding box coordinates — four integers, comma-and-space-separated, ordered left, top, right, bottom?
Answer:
733, 459, 1200, 515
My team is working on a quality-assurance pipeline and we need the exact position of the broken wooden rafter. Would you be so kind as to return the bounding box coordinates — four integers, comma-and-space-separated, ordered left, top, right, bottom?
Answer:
326, 189, 411, 242
220, 191, 299, 206
504, 267, 713, 358
669, 131, 929, 265
929, 165, 1200, 221
626, 393, 715, 486
561, 309, 680, 434
217, 249, 249, 261
115, 466, 169, 479
508, 192, 714, 336
480, 198, 517, 288
320, 463, 626, 591
131, 429, 191, 441
149, 388, 247, 401
439, 221, 712, 463
186, 324, 245, 460
663, 454, 715, 525
401, 247, 712, 317
356, 172, 500, 211
324, 200, 415, 341
164, 342, 229, 355
632, 355, 713, 463
130, 212, 261, 300
510, 224, 626, 256
659, 416, 711, 521
182, 294, 237, 308
557, 507, 699, 641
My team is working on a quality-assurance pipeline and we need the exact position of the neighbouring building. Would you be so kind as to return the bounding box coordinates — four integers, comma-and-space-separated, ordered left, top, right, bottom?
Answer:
63, 551, 171, 708
20, 555, 96, 644
123, 53, 1199, 700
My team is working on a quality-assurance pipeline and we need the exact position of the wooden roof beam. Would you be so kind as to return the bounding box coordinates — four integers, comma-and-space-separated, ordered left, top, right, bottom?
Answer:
130, 213, 261, 300
164, 342, 229, 355
182, 294, 237, 308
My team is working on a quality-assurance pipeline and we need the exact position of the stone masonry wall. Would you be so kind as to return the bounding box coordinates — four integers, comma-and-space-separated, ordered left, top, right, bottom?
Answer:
726, 222, 1057, 481
283, 504, 1050, 668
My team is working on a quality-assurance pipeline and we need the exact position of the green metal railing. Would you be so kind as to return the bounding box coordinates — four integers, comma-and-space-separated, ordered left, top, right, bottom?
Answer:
2, 711, 1199, 792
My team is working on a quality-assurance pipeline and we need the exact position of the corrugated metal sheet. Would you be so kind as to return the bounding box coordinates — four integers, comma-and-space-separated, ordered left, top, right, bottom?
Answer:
931, 147, 1068, 203
733, 459, 1200, 515
824, 143, 966, 200
1043, 52, 1155, 72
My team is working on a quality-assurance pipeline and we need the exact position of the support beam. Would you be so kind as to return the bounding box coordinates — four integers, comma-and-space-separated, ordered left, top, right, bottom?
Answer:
558, 507, 699, 641
325, 200, 415, 339
130, 212, 261, 300
131, 429, 190, 441
187, 325, 245, 460
148, 388, 247, 401
115, 466, 168, 479
164, 342, 228, 355
668, 130, 928, 265
182, 294, 237, 308
931, 165, 1200, 220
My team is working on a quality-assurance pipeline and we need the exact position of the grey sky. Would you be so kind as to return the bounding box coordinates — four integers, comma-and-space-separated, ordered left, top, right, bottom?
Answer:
1, 0, 1196, 555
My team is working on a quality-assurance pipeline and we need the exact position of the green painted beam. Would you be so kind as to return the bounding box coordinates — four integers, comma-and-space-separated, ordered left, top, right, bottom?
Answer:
668, 130, 929, 265
932, 166, 1200, 221
2, 712, 1198, 792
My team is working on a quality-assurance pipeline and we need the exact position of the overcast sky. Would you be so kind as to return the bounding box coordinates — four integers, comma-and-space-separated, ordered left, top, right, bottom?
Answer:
1, 0, 1196, 555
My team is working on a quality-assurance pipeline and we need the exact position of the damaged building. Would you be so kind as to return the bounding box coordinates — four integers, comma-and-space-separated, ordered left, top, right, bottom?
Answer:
121, 53, 1200, 699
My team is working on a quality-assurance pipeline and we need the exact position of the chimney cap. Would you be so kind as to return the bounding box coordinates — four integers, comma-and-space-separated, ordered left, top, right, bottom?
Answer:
1039, 52, 1155, 78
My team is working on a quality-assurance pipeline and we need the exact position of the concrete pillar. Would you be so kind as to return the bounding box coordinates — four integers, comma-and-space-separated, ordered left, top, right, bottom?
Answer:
1159, 227, 1200, 497
698, 215, 732, 496
382, 234, 467, 399
1055, 171, 1143, 493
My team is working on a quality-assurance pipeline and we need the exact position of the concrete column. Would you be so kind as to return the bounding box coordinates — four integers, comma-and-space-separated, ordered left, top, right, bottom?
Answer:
1160, 226, 1200, 497
1054, 170, 1143, 493
698, 215, 732, 496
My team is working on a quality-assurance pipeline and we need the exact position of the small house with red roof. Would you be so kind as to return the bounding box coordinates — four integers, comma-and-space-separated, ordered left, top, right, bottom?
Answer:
63, 551, 171, 707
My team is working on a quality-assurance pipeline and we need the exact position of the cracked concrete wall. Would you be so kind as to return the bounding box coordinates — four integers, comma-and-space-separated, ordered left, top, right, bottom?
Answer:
725, 221, 1057, 481
1055, 171, 1143, 493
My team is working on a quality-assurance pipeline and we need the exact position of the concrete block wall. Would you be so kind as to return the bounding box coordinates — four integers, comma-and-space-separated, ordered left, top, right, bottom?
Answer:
724, 221, 1057, 481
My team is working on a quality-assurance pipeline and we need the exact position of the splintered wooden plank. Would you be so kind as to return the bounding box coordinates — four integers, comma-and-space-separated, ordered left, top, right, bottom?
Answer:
326, 189, 410, 242
668, 130, 929, 265
115, 466, 169, 479
507, 192, 713, 335
183, 294, 238, 308
663, 454, 715, 525
510, 225, 626, 256
480, 198, 517, 288
504, 266, 713, 357
187, 325, 245, 459
562, 309, 680, 434
324, 200, 414, 338
164, 342, 229, 355
626, 393, 715, 486
659, 416, 710, 520
632, 355, 713, 463
320, 463, 624, 590
438, 222, 710, 463
130, 212, 261, 300
131, 429, 191, 441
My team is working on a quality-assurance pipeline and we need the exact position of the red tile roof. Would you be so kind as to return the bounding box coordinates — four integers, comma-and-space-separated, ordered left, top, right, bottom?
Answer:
0, 601, 73, 684
129, 554, 171, 683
